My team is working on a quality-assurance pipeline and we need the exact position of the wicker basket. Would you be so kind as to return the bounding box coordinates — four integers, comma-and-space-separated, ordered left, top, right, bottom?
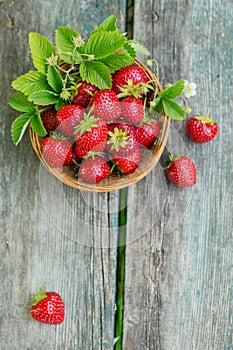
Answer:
29, 59, 170, 192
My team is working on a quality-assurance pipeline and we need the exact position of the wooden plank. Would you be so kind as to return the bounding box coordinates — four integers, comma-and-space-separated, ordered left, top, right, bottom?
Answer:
123, 0, 233, 349
0, 1, 126, 348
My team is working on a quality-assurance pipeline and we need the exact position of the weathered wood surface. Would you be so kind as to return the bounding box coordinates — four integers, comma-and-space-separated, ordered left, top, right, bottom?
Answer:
0, 0, 232, 350
123, 1, 233, 350
0, 1, 126, 349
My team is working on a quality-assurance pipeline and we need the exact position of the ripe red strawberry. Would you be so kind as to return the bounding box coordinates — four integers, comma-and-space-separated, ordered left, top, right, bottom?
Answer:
112, 65, 149, 97
187, 111, 218, 144
166, 155, 196, 187
30, 288, 64, 325
134, 117, 160, 148
40, 106, 57, 132
74, 114, 108, 158
41, 135, 73, 168
73, 80, 98, 108
64, 149, 79, 167
108, 122, 136, 139
113, 146, 142, 174
106, 127, 138, 157
79, 155, 110, 183
56, 104, 84, 137
121, 96, 144, 123
89, 89, 121, 122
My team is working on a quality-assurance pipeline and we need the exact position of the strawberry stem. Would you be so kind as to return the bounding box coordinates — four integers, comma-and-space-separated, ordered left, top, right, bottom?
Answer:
31, 288, 47, 306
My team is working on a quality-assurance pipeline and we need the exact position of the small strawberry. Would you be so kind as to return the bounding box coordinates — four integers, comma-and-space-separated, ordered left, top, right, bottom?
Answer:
40, 106, 57, 132
134, 116, 160, 148
89, 89, 121, 122
79, 155, 110, 183
187, 110, 218, 144
112, 65, 149, 97
165, 155, 196, 187
121, 96, 144, 123
106, 127, 138, 158
56, 104, 84, 137
64, 149, 79, 167
74, 113, 108, 158
41, 135, 73, 168
73, 80, 98, 108
30, 288, 64, 325
113, 146, 142, 174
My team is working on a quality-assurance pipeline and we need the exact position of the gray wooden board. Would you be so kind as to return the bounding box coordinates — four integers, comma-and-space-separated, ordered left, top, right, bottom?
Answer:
0, 1, 126, 349
123, 1, 233, 350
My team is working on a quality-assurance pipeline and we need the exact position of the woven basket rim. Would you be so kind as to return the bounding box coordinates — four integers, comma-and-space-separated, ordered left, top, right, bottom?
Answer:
29, 58, 170, 192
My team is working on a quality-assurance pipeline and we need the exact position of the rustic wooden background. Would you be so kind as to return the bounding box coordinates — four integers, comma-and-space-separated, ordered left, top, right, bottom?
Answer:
0, 0, 232, 349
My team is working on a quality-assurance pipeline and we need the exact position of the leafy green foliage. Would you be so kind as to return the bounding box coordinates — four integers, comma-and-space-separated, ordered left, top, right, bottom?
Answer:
8, 92, 35, 113
11, 71, 51, 96
127, 40, 150, 55
30, 111, 47, 136
85, 31, 126, 59
100, 54, 134, 72
92, 15, 117, 33
47, 66, 63, 93
11, 113, 32, 145
162, 98, 185, 120
159, 80, 184, 99
79, 61, 112, 89
55, 26, 84, 64
28, 90, 59, 105
29, 33, 55, 73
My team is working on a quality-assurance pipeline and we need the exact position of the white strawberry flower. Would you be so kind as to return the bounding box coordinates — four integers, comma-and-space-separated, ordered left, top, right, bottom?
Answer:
183, 80, 197, 98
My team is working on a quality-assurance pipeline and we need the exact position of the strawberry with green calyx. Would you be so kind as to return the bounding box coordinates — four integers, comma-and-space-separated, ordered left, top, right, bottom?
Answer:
112, 146, 142, 175
108, 122, 136, 139
134, 114, 160, 148
106, 127, 137, 157
73, 80, 98, 108
187, 109, 218, 144
40, 106, 57, 132
74, 111, 108, 158
120, 96, 144, 123
89, 89, 121, 122
56, 104, 84, 137
30, 288, 65, 325
79, 154, 110, 183
112, 65, 149, 97
164, 155, 196, 187
41, 133, 73, 168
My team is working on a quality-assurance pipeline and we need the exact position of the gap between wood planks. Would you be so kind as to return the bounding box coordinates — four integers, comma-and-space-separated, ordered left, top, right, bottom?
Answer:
114, 2, 134, 349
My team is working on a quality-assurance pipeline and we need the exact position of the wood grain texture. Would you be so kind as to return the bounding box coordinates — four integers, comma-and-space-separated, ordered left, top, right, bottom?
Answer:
123, 1, 233, 349
0, 1, 126, 349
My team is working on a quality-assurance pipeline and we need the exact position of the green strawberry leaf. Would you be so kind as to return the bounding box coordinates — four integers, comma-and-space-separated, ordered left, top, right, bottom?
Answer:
29, 32, 55, 74
150, 97, 163, 115
159, 79, 185, 99
11, 71, 52, 96
162, 98, 185, 120
11, 112, 32, 145
30, 111, 47, 136
47, 66, 63, 93
79, 61, 111, 89
8, 92, 35, 113
127, 40, 150, 55
85, 31, 126, 59
92, 15, 117, 33
55, 26, 84, 64
121, 42, 136, 59
100, 53, 134, 72
28, 90, 60, 105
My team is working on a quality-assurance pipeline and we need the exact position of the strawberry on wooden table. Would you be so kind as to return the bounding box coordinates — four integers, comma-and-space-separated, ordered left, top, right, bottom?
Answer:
41, 134, 73, 168
187, 110, 218, 144
165, 155, 196, 187
30, 288, 65, 325
56, 104, 84, 137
